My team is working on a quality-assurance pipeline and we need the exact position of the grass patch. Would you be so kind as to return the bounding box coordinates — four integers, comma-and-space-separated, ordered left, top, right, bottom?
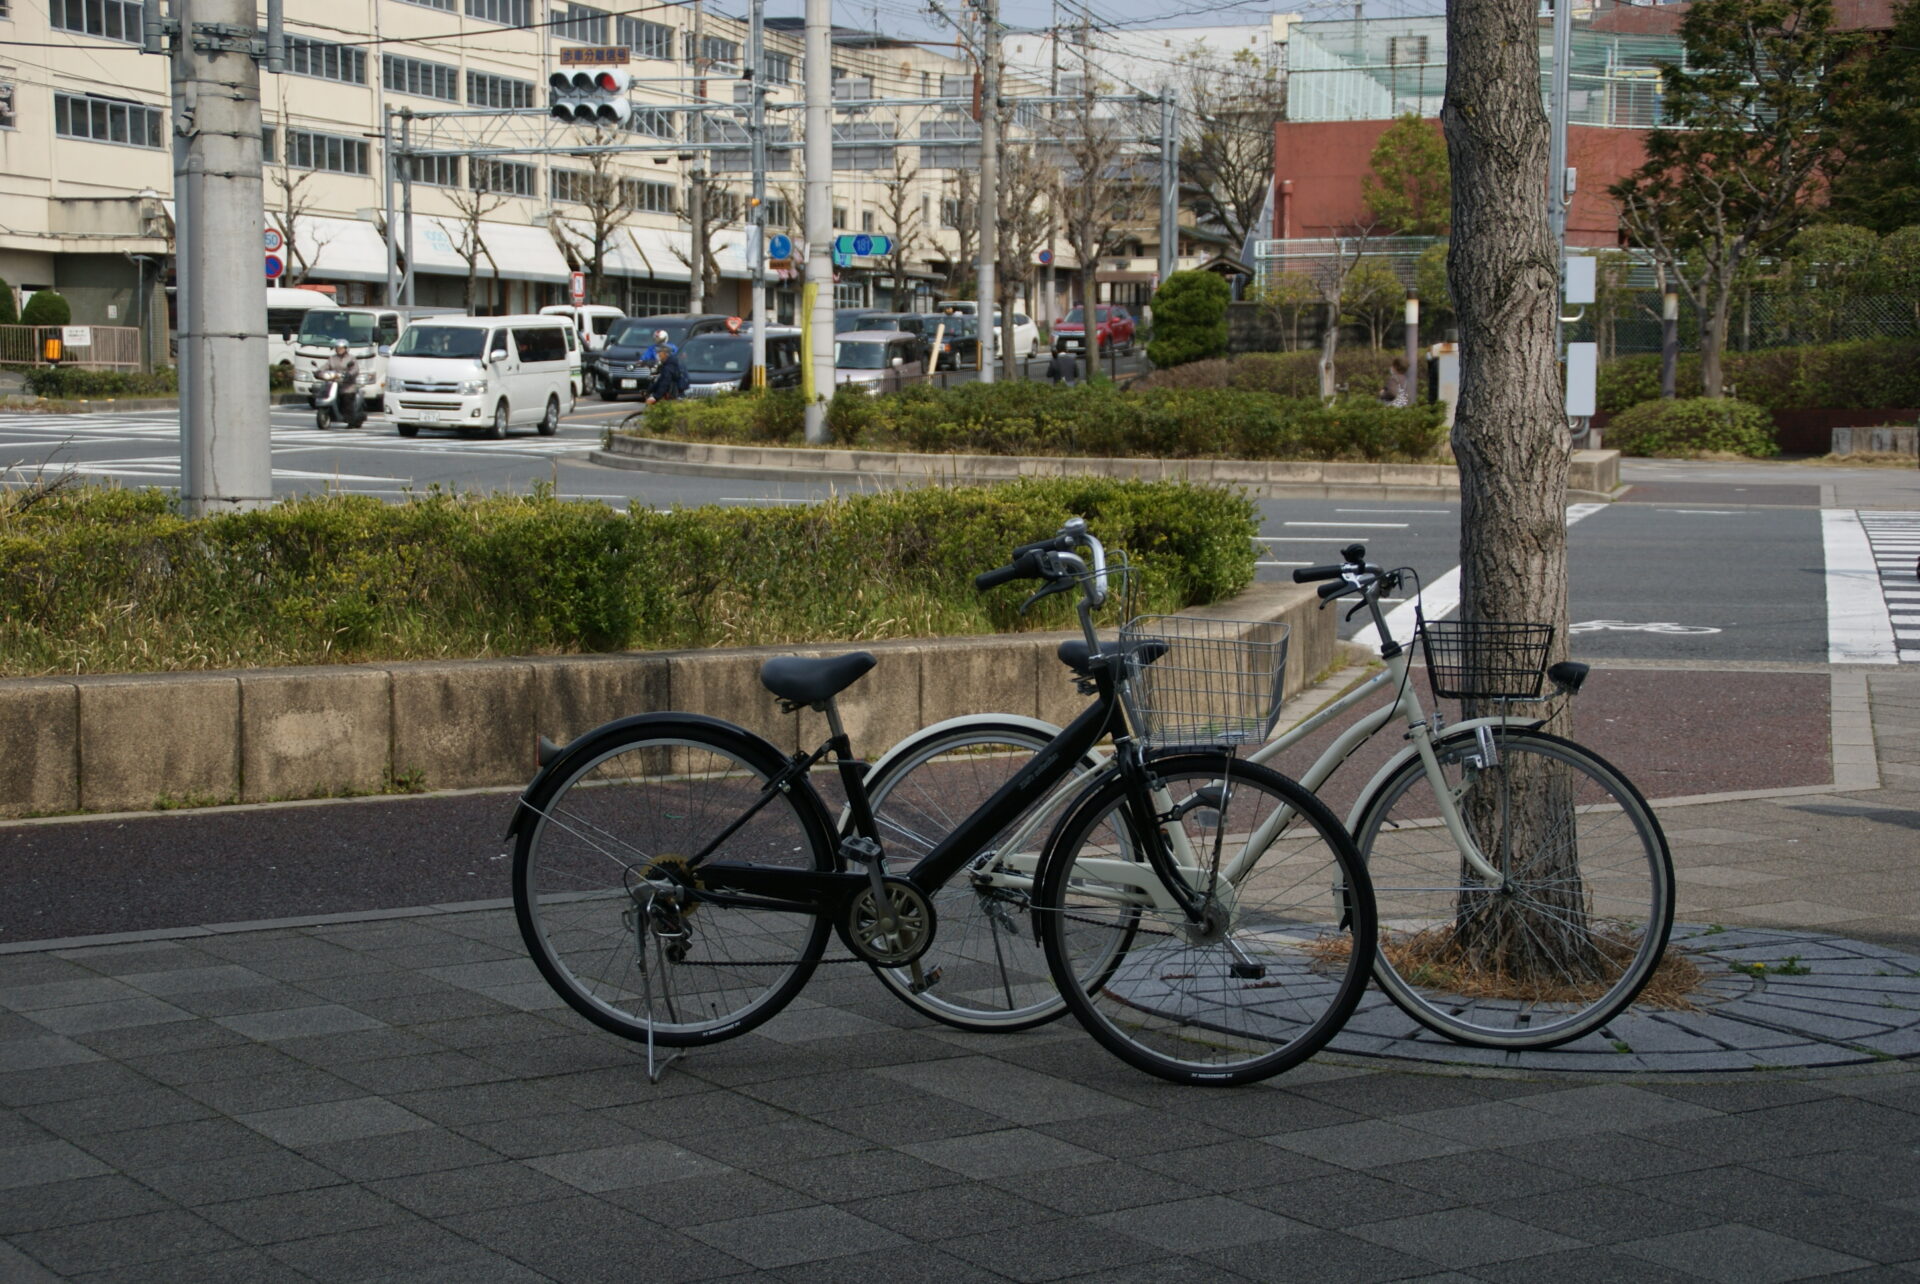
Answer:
1313, 925, 1704, 1010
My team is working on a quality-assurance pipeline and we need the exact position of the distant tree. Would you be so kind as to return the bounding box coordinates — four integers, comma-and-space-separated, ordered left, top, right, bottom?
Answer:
1825, 0, 1920, 234
551, 131, 636, 305
1783, 223, 1879, 342
1362, 114, 1450, 236
1875, 225, 1920, 330
671, 172, 732, 310
942, 170, 979, 300
448, 168, 508, 314
1610, 0, 1863, 396
1414, 241, 1453, 334
1342, 259, 1405, 350
0, 277, 16, 326
1251, 271, 1319, 351
1176, 47, 1286, 248
1146, 270, 1229, 367
21, 290, 71, 327
878, 151, 929, 311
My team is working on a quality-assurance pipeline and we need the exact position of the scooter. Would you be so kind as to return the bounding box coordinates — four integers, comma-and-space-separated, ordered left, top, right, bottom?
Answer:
313, 371, 366, 430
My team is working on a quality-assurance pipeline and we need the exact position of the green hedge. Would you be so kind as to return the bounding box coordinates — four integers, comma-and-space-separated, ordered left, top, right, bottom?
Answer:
636, 381, 1448, 463
20, 290, 71, 327
1605, 398, 1778, 458
1598, 339, 1920, 415
0, 479, 1258, 676
24, 366, 179, 399
1145, 271, 1229, 368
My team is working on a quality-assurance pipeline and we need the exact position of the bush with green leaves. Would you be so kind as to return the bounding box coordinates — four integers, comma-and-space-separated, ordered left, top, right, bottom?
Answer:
1597, 339, 1920, 415
0, 280, 16, 327
0, 478, 1258, 676
24, 366, 179, 399
20, 291, 71, 328
1146, 271, 1230, 368
1605, 397, 1778, 457
634, 379, 1448, 463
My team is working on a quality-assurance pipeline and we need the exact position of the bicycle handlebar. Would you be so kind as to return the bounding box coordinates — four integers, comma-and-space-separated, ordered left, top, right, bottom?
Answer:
974, 550, 1045, 591
976, 517, 1108, 609
1292, 563, 1347, 584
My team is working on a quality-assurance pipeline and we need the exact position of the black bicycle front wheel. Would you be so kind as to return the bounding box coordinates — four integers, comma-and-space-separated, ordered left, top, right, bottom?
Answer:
513, 719, 835, 1047
1039, 753, 1376, 1086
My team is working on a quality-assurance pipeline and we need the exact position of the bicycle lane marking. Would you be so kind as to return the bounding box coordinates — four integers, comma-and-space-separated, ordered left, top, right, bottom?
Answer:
1822, 510, 1899, 665
1349, 502, 1607, 651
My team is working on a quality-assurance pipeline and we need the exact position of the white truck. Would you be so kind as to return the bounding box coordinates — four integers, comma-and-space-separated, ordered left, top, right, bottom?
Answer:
291, 306, 456, 413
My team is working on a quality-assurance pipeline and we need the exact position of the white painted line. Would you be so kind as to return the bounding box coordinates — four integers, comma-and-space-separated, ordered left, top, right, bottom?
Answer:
1256, 560, 1310, 567
1656, 509, 1742, 515
1822, 509, 1900, 665
1334, 508, 1452, 515
1283, 521, 1408, 529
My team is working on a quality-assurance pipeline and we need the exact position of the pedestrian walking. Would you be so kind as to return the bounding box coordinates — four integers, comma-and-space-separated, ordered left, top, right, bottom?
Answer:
1047, 348, 1079, 386
1380, 355, 1411, 407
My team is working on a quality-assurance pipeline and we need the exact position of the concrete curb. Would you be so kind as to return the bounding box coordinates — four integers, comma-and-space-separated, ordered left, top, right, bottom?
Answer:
0, 581, 1329, 821
594, 434, 1624, 503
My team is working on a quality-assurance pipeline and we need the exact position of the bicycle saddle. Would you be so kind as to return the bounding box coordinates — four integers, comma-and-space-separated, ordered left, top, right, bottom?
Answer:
759, 652, 877, 706
1056, 637, 1169, 677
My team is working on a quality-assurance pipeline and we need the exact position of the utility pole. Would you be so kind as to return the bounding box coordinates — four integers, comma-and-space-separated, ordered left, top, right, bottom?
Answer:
977, 0, 999, 383
1044, 1, 1058, 331
401, 108, 416, 308
1077, 11, 1100, 375
1157, 87, 1177, 291
155, 0, 279, 516
803, 0, 833, 443
383, 106, 398, 308
688, 166, 706, 313
748, 0, 768, 387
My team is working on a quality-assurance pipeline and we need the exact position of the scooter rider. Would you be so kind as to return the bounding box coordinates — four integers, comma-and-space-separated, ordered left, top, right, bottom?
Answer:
321, 338, 363, 424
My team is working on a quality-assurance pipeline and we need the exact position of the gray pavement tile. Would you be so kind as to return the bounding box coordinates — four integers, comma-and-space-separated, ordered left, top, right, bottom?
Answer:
0, 977, 143, 1011
1087, 1195, 1307, 1254
117, 965, 278, 997
215, 1003, 387, 1042
329, 1051, 513, 1096
1511, 1082, 1724, 1128
1750, 1202, 1920, 1264
195, 938, 393, 984
1371, 1148, 1588, 1204
675, 1116, 870, 1168
601, 1083, 791, 1138
296, 968, 463, 1005
531, 1063, 708, 1110
525, 1138, 726, 1193
1266, 1119, 1474, 1170
454, 1109, 647, 1160
0, 1175, 175, 1235
1397, 1098, 1612, 1146
1747, 1148, 1920, 1202
1619, 1225, 1871, 1284
238, 1097, 435, 1147
267, 1219, 528, 1284
0, 1034, 107, 1074
20, 1085, 214, 1138
8, 1208, 245, 1276
904, 1128, 1106, 1180
299, 1127, 504, 1181
1157, 1085, 1368, 1137
76, 1018, 246, 1060
1746, 1097, 1920, 1148
138, 1147, 345, 1206
1484, 1184, 1723, 1245
987, 1158, 1197, 1217
941, 1217, 1161, 1283
420, 958, 548, 992
815, 1093, 1005, 1146
769, 1242, 1009, 1284
1236, 1170, 1464, 1228
1347, 1208, 1584, 1269
272, 1027, 440, 1066
686, 1203, 907, 1270
52, 941, 217, 974
1632, 1112, 1837, 1163
872, 1056, 1137, 1126
1029, 1109, 1237, 1160
165, 983, 332, 1019
409, 1012, 572, 1051
1197, 1227, 1443, 1283
174, 1066, 367, 1116
1624, 1166, 1861, 1221
0, 1059, 147, 1107
1515, 1130, 1720, 1182
842, 1180, 1055, 1242
1469, 1248, 1710, 1284
467, 1030, 647, 1079
738, 1067, 928, 1116
1131, 1137, 1344, 1194
390, 1080, 575, 1128
366, 1161, 585, 1218
79, 1116, 281, 1170
0, 957, 101, 986
128, 1041, 311, 1087
364, 941, 524, 971
1287, 1069, 1503, 1117
194, 1184, 411, 1246
598, 1168, 817, 1227
1053, 1257, 1260, 1284
339, 988, 514, 1027
66, 1245, 320, 1283
0, 1108, 50, 1149
752, 1002, 896, 1045
0, 1239, 92, 1283
440, 1195, 752, 1283
757, 1146, 957, 1202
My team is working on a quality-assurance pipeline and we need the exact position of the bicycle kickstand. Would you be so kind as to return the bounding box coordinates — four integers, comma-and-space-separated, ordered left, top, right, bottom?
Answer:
637, 892, 686, 1085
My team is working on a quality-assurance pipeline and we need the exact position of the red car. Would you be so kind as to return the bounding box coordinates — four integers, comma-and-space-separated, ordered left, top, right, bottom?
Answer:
1050, 305, 1135, 356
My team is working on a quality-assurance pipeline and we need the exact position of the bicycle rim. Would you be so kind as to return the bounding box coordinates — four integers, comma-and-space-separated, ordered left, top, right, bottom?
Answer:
1359, 728, 1674, 1049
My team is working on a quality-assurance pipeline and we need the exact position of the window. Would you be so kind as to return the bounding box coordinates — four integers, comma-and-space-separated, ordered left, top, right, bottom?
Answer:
832, 76, 874, 101
549, 167, 592, 204
414, 154, 462, 186
628, 106, 675, 139
919, 119, 979, 169
628, 286, 690, 316
398, 0, 457, 9
620, 16, 673, 59
384, 54, 459, 101
54, 93, 165, 149
626, 178, 675, 213
861, 210, 874, 232
552, 3, 609, 44
940, 197, 964, 228
287, 129, 370, 175
513, 325, 568, 363
764, 196, 792, 227
1387, 35, 1429, 65
834, 121, 894, 170
940, 73, 972, 102
702, 116, 751, 172
763, 52, 793, 85
288, 36, 367, 85
50, 0, 142, 42
695, 187, 741, 221
687, 33, 740, 69
467, 70, 534, 110
472, 159, 535, 197
1, 84, 17, 131
262, 125, 275, 160
465, 0, 530, 26
833, 205, 848, 229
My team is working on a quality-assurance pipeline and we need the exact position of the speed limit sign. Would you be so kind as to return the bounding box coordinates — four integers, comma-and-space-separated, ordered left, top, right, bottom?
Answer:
263, 228, 284, 253
569, 271, 586, 306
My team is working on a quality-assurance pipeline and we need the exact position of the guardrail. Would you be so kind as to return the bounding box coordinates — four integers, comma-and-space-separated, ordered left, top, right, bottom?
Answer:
0, 325, 143, 370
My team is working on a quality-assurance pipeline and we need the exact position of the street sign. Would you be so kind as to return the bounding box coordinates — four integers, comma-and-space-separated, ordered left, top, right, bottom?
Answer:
767, 233, 792, 261
834, 233, 891, 257
569, 271, 586, 306
263, 228, 283, 253
559, 46, 630, 66
61, 326, 92, 349
1037, 249, 1053, 266
832, 249, 852, 269
264, 254, 284, 280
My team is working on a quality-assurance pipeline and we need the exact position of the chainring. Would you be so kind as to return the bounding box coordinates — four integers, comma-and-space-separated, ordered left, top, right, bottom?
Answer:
843, 878, 936, 967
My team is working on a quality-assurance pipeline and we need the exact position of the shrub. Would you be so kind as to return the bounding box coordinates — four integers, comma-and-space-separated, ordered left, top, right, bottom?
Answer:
1597, 339, 1920, 415
1227, 350, 1401, 400
20, 290, 71, 327
0, 279, 16, 327
1146, 271, 1229, 368
1605, 397, 1778, 457
24, 366, 178, 399
0, 479, 1259, 676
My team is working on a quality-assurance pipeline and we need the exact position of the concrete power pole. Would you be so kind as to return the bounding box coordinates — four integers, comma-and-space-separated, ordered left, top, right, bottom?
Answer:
689, 0, 707, 314
748, 0, 768, 387
802, 0, 833, 443
1158, 88, 1177, 291
160, 0, 276, 516
976, 0, 999, 383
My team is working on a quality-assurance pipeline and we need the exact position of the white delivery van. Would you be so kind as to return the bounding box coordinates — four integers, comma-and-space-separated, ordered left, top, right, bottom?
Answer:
265, 286, 337, 372
385, 315, 576, 440
292, 307, 404, 411
540, 304, 623, 353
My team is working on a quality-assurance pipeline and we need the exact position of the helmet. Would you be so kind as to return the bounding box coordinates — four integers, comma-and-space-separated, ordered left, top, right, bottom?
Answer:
333, 339, 349, 351
653, 330, 669, 343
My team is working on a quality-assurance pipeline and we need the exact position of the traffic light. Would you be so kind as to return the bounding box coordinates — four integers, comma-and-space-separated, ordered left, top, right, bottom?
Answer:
548, 69, 632, 126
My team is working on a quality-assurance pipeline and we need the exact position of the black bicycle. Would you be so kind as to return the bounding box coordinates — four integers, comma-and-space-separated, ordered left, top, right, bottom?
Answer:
508, 520, 1377, 1085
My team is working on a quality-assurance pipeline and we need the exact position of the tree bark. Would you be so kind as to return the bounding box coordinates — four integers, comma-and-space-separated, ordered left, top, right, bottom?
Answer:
1444, 0, 1587, 980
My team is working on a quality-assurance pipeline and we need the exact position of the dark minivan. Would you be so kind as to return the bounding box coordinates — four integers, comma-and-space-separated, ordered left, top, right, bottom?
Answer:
594, 313, 733, 400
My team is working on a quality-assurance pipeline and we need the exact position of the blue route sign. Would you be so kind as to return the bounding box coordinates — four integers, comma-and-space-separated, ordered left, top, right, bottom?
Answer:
834, 233, 892, 257
767, 233, 792, 261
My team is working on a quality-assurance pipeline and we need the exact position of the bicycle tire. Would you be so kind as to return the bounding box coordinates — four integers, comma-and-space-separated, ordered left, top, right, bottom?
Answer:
859, 719, 1110, 1032
1039, 752, 1376, 1087
513, 718, 835, 1047
1354, 726, 1674, 1049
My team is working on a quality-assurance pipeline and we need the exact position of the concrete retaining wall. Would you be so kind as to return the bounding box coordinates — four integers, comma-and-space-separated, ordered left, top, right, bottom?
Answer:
596, 435, 1623, 502
0, 584, 1328, 819
1831, 424, 1918, 457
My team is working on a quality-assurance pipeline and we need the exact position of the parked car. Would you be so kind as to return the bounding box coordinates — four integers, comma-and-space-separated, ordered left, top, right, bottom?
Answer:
593, 313, 732, 400
834, 330, 926, 394
1050, 305, 1136, 356
930, 314, 982, 370
386, 315, 576, 440
952, 311, 1040, 363
681, 329, 804, 398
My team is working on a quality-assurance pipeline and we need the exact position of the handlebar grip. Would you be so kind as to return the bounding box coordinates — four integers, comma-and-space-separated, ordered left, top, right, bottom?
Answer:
1292, 564, 1347, 584
1318, 579, 1353, 601
1013, 533, 1074, 558
974, 550, 1042, 591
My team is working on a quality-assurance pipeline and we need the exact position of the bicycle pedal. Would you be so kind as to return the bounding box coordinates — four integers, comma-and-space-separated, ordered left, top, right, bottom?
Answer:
840, 836, 882, 864
1229, 962, 1267, 980
907, 966, 943, 995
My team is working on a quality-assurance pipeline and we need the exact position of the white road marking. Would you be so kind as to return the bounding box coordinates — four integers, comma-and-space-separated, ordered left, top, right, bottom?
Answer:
1823, 510, 1900, 665
1283, 521, 1408, 529
1334, 508, 1451, 515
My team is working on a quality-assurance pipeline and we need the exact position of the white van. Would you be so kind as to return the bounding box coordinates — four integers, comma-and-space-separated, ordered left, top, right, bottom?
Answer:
291, 307, 404, 412
386, 315, 576, 440
265, 286, 337, 372
540, 304, 623, 354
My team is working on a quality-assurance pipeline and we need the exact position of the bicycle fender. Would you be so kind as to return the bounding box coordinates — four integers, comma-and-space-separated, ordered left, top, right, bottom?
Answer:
843, 713, 1068, 834
504, 712, 794, 842
1342, 716, 1547, 833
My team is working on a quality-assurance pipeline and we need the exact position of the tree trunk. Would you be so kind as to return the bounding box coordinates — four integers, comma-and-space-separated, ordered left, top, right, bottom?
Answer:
1700, 263, 1735, 397
1080, 261, 1100, 376
1443, 0, 1587, 981
1318, 300, 1339, 398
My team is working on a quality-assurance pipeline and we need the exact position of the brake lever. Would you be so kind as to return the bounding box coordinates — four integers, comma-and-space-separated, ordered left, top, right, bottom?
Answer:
1344, 599, 1370, 623
1018, 578, 1074, 615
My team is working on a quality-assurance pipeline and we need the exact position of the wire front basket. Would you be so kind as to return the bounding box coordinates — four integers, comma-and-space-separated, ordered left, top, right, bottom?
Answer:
1417, 610, 1555, 702
1118, 616, 1290, 749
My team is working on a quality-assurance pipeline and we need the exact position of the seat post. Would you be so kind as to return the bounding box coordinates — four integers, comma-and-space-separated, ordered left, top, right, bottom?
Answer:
821, 696, 881, 845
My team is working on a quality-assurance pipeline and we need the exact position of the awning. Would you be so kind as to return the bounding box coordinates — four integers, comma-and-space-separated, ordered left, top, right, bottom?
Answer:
479, 222, 572, 284
621, 225, 694, 282
266, 214, 390, 284
553, 219, 690, 281
710, 228, 754, 280
405, 216, 471, 276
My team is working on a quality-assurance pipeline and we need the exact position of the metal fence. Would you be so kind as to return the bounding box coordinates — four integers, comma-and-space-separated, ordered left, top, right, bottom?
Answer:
0, 325, 144, 370
1570, 292, 1920, 358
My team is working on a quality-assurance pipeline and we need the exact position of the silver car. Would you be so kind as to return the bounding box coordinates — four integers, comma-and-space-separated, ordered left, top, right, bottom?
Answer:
833, 330, 926, 394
